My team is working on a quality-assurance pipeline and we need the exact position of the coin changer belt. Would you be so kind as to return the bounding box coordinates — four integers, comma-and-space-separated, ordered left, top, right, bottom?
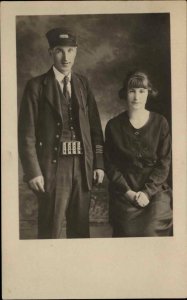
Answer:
61, 141, 83, 155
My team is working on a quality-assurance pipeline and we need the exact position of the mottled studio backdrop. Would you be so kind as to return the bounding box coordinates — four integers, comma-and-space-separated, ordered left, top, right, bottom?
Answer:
17, 14, 171, 238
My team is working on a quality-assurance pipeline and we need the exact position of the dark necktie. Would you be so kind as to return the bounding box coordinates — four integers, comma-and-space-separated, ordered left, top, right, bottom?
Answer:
63, 76, 70, 102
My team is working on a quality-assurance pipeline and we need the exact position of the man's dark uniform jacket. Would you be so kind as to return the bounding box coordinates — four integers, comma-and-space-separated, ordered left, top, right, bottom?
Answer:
18, 68, 104, 236
19, 68, 104, 189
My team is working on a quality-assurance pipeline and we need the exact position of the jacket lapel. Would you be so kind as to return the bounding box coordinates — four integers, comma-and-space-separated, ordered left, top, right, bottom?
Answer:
71, 73, 86, 110
43, 68, 63, 119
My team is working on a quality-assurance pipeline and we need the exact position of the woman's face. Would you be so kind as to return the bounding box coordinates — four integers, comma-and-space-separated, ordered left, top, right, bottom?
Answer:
127, 87, 148, 111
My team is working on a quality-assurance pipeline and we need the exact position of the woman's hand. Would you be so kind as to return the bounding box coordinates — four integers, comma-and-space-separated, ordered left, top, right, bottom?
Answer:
125, 190, 150, 208
125, 190, 137, 202
135, 191, 150, 207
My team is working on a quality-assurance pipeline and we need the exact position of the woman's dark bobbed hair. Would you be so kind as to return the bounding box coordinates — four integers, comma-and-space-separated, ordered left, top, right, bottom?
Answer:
119, 70, 158, 99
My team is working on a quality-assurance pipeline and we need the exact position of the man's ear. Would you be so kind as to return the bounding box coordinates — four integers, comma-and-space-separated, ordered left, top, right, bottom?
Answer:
73, 47, 77, 61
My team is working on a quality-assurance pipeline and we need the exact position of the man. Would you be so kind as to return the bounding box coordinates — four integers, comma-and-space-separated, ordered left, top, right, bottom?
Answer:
18, 27, 104, 239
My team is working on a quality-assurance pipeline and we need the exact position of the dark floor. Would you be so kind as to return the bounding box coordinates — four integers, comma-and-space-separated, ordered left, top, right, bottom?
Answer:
90, 223, 113, 238
19, 179, 113, 239
20, 220, 113, 239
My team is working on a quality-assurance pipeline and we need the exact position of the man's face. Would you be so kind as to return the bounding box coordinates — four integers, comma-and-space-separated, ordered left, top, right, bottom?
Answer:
49, 46, 77, 74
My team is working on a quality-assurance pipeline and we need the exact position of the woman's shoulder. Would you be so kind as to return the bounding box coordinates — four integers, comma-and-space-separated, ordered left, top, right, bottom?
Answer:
150, 111, 169, 124
106, 110, 128, 128
149, 112, 170, 134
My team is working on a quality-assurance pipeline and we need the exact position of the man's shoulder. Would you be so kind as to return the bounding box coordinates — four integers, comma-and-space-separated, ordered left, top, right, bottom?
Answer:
73, 72, 87, 81
27, 70, 49, 87
72, 72, 89, 87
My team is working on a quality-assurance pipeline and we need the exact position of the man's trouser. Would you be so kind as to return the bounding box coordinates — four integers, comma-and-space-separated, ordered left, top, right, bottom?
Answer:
38, 155, 91, 239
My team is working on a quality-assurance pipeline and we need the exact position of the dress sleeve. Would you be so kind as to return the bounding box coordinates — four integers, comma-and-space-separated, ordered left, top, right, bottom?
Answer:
104, 122, 131, 192
141, 117, 171, 198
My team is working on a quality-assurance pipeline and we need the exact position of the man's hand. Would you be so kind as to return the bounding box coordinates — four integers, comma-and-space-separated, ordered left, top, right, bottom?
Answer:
135, 191, 149, 208
93, 169, 104, 185
29, 175, 45, 193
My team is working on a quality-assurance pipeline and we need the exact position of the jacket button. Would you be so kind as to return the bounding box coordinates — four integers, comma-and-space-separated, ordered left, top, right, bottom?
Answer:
56, 134, 60, 138
57, 122, 61, 126
54, 147, 58, 151
52, 160, 57, 163
39, 142, 43, 146
135, 131, 139, 135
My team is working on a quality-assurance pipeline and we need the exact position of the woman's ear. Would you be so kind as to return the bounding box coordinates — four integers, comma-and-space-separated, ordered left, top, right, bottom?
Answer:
151, 88, 158, 97
148, 87, 158, 98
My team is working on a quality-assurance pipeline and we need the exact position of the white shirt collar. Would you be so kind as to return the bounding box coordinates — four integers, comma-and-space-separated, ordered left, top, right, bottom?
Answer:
53, 66, 71, 83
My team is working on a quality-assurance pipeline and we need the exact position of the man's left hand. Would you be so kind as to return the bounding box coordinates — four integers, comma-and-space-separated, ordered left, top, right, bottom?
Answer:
93, 169, 104, 184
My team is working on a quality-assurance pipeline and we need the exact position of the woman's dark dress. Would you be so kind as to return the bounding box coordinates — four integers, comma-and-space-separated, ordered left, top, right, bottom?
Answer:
104, 111, 173, 237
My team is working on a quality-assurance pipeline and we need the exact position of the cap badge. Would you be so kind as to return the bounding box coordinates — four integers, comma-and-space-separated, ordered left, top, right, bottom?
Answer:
59, 34, 69, 38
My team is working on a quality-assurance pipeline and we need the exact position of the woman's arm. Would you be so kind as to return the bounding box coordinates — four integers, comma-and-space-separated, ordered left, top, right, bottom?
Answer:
141, 116, 172, 198
104, 122, 131, 193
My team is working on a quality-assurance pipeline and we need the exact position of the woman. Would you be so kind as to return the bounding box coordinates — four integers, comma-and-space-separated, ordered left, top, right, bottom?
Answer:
104, 70, 173, 237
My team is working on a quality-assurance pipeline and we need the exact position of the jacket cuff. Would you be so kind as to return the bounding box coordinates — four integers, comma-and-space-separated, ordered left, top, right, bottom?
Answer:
23, 168, 43, 182
94, 145, 104, 170
94, 153, 104, 170
118, 178, 131, 193
141, 189, 151, 200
